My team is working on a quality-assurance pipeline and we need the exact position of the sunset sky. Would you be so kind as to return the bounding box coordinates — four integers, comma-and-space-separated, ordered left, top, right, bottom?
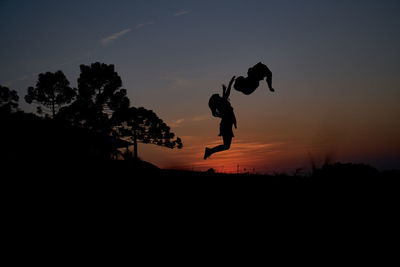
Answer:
1, 0, 399, 173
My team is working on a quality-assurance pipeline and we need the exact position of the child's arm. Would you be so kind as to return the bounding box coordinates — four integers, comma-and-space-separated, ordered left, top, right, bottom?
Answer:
212, 111, 220, 118
222, 84, 227, 99
223, 76, 236, 100
211, 108, 221, 118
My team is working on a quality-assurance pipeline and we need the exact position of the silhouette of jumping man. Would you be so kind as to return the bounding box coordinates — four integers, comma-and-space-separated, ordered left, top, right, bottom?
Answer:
204, 76, 237, 160
234, 62, 275, 95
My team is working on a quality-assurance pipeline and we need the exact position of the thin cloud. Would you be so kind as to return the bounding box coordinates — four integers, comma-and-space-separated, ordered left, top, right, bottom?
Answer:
18, 75, 30, 81
192, 115, 210, 122
172, 78, 193, 88
170, 139, 286, 173
53, 55, 88, 69
13, 54, 91, 84
101, 28, 132, 45
174, 9, 191, 16
3, 81, 13, 87
170, 119, 185, 127
135, 21, 154, 29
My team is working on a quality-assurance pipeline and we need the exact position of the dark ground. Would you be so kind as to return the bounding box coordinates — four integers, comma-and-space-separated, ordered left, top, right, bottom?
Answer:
2, 159, 399, 231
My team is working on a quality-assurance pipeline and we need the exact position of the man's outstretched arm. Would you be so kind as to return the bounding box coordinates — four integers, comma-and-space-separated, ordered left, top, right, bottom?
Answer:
264, 66, 275, 92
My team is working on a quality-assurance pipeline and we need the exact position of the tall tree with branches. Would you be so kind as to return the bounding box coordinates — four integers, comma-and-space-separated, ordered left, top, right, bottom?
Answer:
25, 71, 76, 118
113, 107, 183, 159
62, 62, 130, 132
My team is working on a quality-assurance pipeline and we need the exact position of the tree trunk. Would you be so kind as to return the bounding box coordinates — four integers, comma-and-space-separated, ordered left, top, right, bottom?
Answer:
133, 130, 138, 159
51, 99, 55, 119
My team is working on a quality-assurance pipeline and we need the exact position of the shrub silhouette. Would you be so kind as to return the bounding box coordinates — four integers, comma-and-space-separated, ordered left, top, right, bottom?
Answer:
313, 162, 380, 179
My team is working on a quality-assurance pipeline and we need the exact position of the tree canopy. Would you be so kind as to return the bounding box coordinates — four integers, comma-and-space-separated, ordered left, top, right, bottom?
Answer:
25, 71, 76, 118
113, 107, 183, 159
59, 62, 130, 133
18, 62, 183, 160
78, 62, 129, 111
0, 85, 19, 115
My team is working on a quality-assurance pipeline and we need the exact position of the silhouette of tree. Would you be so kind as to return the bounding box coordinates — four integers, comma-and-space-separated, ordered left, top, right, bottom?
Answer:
113, 107, 183, 159
25, 71, 76, 118
78, 62, 130, 112
0, 85, 19, 115
61, 62, 130, 133
23, 62, 183, 161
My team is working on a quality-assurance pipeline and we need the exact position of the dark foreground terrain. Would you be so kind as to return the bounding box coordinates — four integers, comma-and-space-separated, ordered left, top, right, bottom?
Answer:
5, 158, 399, 181
120, 159, 400, 180
3, 159, 399, 219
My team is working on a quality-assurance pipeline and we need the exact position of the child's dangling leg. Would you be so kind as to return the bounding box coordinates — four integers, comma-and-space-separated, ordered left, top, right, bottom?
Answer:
204, 136, 232, 159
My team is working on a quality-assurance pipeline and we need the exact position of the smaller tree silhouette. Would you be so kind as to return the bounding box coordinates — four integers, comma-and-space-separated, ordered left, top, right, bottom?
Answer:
113, 107, 183, 159
0, 85, 19, 115
25, 71, 76, 118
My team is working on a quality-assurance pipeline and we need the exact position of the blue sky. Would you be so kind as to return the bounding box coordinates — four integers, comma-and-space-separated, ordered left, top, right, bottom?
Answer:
1, 0, 399, 171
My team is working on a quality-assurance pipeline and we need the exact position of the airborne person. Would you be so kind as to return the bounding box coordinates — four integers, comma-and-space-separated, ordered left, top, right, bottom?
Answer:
204, 76, 237, 160
234, 62, 275, 95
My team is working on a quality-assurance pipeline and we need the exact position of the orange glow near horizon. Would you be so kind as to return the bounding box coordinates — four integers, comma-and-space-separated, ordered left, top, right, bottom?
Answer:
136, 106, 400, 173
138, 135, 319, 174
178, 139, 286, 174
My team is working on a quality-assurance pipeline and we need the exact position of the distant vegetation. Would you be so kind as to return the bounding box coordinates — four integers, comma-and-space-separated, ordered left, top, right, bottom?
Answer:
150, 162, 400, 181
0, 62, 182, 161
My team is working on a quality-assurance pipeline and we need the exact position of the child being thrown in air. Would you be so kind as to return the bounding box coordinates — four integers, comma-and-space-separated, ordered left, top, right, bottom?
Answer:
234, 62, 275, 95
